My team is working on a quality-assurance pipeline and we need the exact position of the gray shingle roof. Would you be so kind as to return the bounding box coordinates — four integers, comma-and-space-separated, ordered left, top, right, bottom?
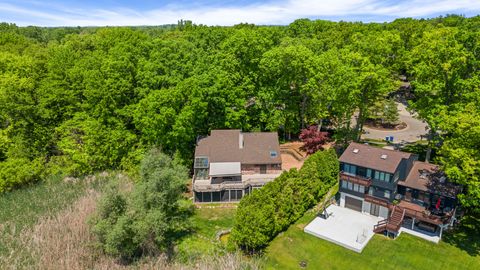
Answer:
339, 142, 412, 173
194, 129, 282, 165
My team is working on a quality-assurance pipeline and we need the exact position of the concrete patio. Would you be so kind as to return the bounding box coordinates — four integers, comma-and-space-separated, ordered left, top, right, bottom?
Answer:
304, 205, 383, 253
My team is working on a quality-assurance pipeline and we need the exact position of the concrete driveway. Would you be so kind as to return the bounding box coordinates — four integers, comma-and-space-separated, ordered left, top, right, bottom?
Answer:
304, 205, 383, 253
360, 102, 429, 143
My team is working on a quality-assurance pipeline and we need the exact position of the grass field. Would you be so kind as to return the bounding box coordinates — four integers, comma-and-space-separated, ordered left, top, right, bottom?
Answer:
176, 205, 237, 261
0, 175, 252, 269
4, 175, 477, 270
264, 210, 480, 270
0, 175, 97, 267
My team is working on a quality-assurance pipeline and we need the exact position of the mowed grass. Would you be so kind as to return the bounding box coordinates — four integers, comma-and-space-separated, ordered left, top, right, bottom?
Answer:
264, 211, 480, 270
176, 205, 237, 261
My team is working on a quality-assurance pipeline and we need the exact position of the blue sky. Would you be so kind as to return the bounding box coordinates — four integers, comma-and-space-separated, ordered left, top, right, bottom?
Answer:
1, 0, 480, 26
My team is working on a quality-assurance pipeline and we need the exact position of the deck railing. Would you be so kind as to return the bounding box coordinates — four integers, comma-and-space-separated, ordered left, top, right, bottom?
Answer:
193, 173, 280, 191
364, 194, 390, 208
401, 207, 446, 225
339, 172, 371, 187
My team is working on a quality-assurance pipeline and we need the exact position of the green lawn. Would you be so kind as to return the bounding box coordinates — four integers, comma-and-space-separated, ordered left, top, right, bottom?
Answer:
0, 175, 239, 267
6, 176, 477, 270
264, 211, 480, 270
176, 205, 237, 261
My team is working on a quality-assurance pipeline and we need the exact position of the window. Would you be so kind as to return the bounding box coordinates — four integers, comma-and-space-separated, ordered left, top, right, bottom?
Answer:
366, 169, 372, 178
270, 151, 278, 158
369, 188, 374, 195
357, 167, 366, 177
230, 190, 243, 201
343, 180, 366, 193
194, 157, 209, 168
344, 163, 357, 175
203, 192, 211, 202
374, 171, 392, 183
259, 165, 267, 174
194, 168, 209, 180
212, 192, 221, 202
384, 190, 391, 199
272, 164, 281, 169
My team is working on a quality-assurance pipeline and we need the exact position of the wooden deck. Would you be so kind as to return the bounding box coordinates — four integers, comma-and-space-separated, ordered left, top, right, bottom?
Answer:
367, 198, 450, 226
398, 201, 446, 225
365, 194, 389, 208
340, 172, 371, 187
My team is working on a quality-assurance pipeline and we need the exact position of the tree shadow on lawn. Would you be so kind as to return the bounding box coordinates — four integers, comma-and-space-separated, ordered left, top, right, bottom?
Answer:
443, 215, 480, 257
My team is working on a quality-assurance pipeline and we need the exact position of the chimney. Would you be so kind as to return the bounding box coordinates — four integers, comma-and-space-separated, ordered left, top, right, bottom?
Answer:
239, 132, 244, 149
381, 154, 388, 160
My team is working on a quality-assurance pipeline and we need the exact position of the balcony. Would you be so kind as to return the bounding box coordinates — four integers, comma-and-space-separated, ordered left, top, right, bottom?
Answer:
365, 194, 390, 208
398, 201, 451, 225
193, 173, 280, 192
340, 172, 371, 187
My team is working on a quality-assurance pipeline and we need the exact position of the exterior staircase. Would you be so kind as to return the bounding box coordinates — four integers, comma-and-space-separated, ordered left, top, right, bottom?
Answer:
373, 206, 405, 234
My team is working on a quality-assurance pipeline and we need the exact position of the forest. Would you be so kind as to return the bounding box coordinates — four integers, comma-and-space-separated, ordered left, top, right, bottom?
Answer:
0, 15, 479, 215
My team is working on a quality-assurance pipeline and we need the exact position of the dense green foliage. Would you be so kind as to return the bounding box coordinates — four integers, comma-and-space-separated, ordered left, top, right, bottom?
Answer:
0, 16, 480, 214
0, 157, 42, 192
92, 149, 192, 260
230, 149, 339, 252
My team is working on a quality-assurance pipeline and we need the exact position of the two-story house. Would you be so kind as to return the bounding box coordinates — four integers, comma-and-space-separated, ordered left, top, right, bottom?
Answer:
193, 129, 282, 203
339, 142, 460, 240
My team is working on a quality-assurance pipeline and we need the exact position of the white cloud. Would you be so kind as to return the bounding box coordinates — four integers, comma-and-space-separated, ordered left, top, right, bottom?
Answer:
1, 0, 480, 26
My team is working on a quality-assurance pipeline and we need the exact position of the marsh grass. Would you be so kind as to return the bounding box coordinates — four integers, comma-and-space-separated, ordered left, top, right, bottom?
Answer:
0, 174, 94, 268
0, 173, 259, 269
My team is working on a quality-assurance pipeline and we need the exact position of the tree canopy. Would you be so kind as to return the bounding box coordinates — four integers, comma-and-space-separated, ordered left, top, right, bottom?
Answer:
1, 16, 480, 213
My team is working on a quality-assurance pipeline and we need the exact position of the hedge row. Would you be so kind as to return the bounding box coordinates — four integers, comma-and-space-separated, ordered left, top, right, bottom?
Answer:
230, 149, 339, 252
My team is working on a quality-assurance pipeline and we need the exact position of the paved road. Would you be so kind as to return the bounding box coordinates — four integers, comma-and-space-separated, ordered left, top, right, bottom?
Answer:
360, 102, 428, 143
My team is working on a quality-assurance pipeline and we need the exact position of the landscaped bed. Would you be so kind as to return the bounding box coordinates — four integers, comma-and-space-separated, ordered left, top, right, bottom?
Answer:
265, 210, 480, 270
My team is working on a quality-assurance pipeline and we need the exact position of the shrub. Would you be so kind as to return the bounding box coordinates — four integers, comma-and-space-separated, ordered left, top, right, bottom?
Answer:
0, 157, 42, 192
299, 125, 329, 154
230, 149, 339, 252
92, 148, 193, 260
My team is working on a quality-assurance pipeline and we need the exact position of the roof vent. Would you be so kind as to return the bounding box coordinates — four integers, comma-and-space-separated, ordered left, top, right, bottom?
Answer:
381, 154, 388, 160
353, 148, 359, 154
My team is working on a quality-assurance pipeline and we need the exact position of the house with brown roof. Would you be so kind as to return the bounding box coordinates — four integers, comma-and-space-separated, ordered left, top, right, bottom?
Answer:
338, 142, 460, 241
193, 129, 282, 203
